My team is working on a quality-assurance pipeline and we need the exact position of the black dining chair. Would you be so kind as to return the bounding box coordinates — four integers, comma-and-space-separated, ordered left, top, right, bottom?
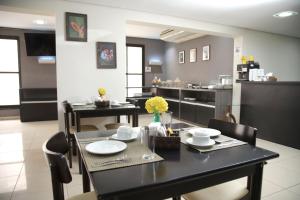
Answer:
62, 101, 99, 168
43, 132, 97, 200
183, 119, 258, 200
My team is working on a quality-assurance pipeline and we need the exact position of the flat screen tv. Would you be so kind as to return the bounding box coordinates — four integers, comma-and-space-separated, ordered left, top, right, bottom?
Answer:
24, 33, 56, 56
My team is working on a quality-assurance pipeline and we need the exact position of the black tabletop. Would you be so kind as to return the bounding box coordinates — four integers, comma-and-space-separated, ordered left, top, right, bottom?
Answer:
72, 104, 140, 112
76, 130, 279, 199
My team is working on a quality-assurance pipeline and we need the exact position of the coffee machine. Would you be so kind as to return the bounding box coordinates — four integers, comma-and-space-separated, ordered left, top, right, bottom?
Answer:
237, 61, 260, 81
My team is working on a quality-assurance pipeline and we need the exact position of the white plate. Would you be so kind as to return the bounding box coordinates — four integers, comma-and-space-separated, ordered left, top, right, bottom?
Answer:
85, 140, 127, 155
72, 102, 87, 106
119, 102, 131, 105
188, 128, 221, 137
186, 138, 215, 148
111, 133, 138, 142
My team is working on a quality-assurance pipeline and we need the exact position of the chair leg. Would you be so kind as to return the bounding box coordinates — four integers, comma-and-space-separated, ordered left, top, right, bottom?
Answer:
72, 139, 77, 156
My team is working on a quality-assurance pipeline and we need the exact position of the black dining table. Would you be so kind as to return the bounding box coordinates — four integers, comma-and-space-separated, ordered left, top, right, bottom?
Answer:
71, 104, 140, 132
75, 130, 279, 200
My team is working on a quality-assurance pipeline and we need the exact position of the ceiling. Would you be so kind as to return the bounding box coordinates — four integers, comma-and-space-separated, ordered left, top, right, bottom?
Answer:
0, 11, 55, 30
66, 0, 300, 38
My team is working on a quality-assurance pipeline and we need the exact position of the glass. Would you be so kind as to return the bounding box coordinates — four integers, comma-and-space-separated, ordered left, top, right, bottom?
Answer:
140, 126, 157, 160
0, 39, 19, 72
127, 46, 143, 73
127, 75, 142, 87
0, 74, 20, 105
161, 111, 173, 129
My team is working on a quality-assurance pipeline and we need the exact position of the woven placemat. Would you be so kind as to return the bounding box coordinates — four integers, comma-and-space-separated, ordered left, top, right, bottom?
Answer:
78, 138, 164, 172
180, 132, 247, 153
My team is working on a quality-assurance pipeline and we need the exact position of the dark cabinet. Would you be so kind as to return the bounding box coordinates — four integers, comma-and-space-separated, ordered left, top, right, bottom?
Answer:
167, 101, 179, 118
180, 103, 197, 123
196, 106, 215, 125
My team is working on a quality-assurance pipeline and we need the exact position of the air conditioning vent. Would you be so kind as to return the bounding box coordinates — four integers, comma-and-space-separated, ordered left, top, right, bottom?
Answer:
160, 29, 205, 43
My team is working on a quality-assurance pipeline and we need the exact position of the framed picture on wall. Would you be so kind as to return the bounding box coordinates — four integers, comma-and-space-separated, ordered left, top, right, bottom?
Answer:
190, 48, 197, 63
178, 51, 185, 64
202, 45, 210, 61
65, 12, 87, 42
96, 42, 117, 69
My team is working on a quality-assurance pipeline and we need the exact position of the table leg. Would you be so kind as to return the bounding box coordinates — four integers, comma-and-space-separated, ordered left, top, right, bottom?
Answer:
76, 112, 81, 132
117, 115, 120, 123
82, 159, 91, 193
250, 163, 264, 200
127, 115, 130, 123
172, 196, 181, 200
78, 147, 82, 174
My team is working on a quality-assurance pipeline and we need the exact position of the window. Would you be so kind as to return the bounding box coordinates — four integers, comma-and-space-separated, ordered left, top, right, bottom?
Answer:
0, 37, 20, 106
126, 44, 144, 97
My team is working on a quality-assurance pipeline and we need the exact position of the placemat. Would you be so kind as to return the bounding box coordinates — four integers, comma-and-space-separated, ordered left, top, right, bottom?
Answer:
180, 131, 247, 153
78, 137, 164, 172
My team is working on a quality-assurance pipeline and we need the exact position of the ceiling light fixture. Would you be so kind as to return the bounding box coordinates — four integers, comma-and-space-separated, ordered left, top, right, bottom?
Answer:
273, 11, 298, 18
33, 19, 46, 25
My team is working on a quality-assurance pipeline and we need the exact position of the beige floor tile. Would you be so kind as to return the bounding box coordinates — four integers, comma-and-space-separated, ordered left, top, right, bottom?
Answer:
288, 184, 300, 196
0, 151, 24, 164
262, 180, 284, 197
0, 163, 23, 178
263, 163, 300, 188
262, 189, 300, 200
0, 176, 18, 199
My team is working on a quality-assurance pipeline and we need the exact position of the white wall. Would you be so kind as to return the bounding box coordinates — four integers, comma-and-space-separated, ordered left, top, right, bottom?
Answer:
243, 31, 300, 81
1, 0, 299, 127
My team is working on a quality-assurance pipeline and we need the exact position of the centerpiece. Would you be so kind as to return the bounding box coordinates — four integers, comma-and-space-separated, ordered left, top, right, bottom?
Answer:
145, 96, 180, 150
145, 96, 168, 123
95, 87, 110, 107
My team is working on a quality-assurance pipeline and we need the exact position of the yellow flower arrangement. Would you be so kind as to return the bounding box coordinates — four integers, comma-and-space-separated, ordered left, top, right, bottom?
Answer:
98, 87, 106, 96
145, 96, 168, 114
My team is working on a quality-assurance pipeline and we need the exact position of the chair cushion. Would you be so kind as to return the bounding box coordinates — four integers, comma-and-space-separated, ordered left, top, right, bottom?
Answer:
105, 123, 129, 130
70, 125, 98, 133
67, 191, 97, 200
183, 180, 248, 200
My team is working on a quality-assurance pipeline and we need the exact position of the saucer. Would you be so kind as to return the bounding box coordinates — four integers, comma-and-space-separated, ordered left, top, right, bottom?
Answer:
111, 132, 138, 142
186, 138, 215, 148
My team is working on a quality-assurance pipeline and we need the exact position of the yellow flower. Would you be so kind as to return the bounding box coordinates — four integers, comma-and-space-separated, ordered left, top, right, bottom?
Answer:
98, 87, 106, 96
145, 96, 168, 114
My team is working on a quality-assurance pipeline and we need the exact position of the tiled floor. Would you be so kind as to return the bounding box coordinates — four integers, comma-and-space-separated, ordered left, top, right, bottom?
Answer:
0, 116, 299, 200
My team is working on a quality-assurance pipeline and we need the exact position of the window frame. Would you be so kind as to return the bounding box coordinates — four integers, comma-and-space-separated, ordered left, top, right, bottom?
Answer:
0, 35, 22, 108
126, 43, 145, 98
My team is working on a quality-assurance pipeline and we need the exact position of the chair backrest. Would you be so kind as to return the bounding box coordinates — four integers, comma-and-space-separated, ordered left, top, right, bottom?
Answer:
62, 101, 75, 132
208, 119, 257, 146
43, 132, 72, 200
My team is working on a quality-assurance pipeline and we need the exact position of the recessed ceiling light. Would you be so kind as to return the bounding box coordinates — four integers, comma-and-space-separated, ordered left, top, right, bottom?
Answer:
33, 19, 46, 25
273, 11, 298, 18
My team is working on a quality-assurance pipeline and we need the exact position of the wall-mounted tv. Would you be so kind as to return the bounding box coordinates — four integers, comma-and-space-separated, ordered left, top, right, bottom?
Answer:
24, 33, 56, 56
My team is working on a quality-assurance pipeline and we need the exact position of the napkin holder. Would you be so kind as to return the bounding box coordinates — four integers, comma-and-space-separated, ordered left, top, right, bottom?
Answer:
95, 100, 110, 108
150, 135, 180, 150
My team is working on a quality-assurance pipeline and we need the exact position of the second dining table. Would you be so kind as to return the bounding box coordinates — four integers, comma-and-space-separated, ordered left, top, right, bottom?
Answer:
75, 128, 279, 200
71, 103, 140, 132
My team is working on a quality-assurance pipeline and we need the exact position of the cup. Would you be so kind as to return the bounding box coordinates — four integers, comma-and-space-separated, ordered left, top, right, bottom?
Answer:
193, 131, 210, 145
117, 126, 132, 140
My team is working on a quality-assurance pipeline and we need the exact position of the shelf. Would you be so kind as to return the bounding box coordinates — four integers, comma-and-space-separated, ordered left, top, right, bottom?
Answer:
181, 100, 215, 108
165, 98, 180, 103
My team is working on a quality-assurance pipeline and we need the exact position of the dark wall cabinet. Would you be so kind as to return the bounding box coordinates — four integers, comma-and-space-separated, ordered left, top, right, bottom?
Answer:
20, 88, 58, 122
167, 100, 179, 118
240, 82, 300, 149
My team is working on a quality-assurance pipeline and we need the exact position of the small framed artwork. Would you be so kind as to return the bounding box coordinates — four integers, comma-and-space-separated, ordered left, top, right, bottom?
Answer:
96, 42, 117, 69
178, 51, 185, 64
190, 48, 197, 63
202, 45, 210, 61
65, 12, 87, 42
145, 66, 152, 72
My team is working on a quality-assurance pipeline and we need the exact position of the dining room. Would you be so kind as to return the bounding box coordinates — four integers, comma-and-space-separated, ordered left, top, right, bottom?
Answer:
0, 1, 300, 200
